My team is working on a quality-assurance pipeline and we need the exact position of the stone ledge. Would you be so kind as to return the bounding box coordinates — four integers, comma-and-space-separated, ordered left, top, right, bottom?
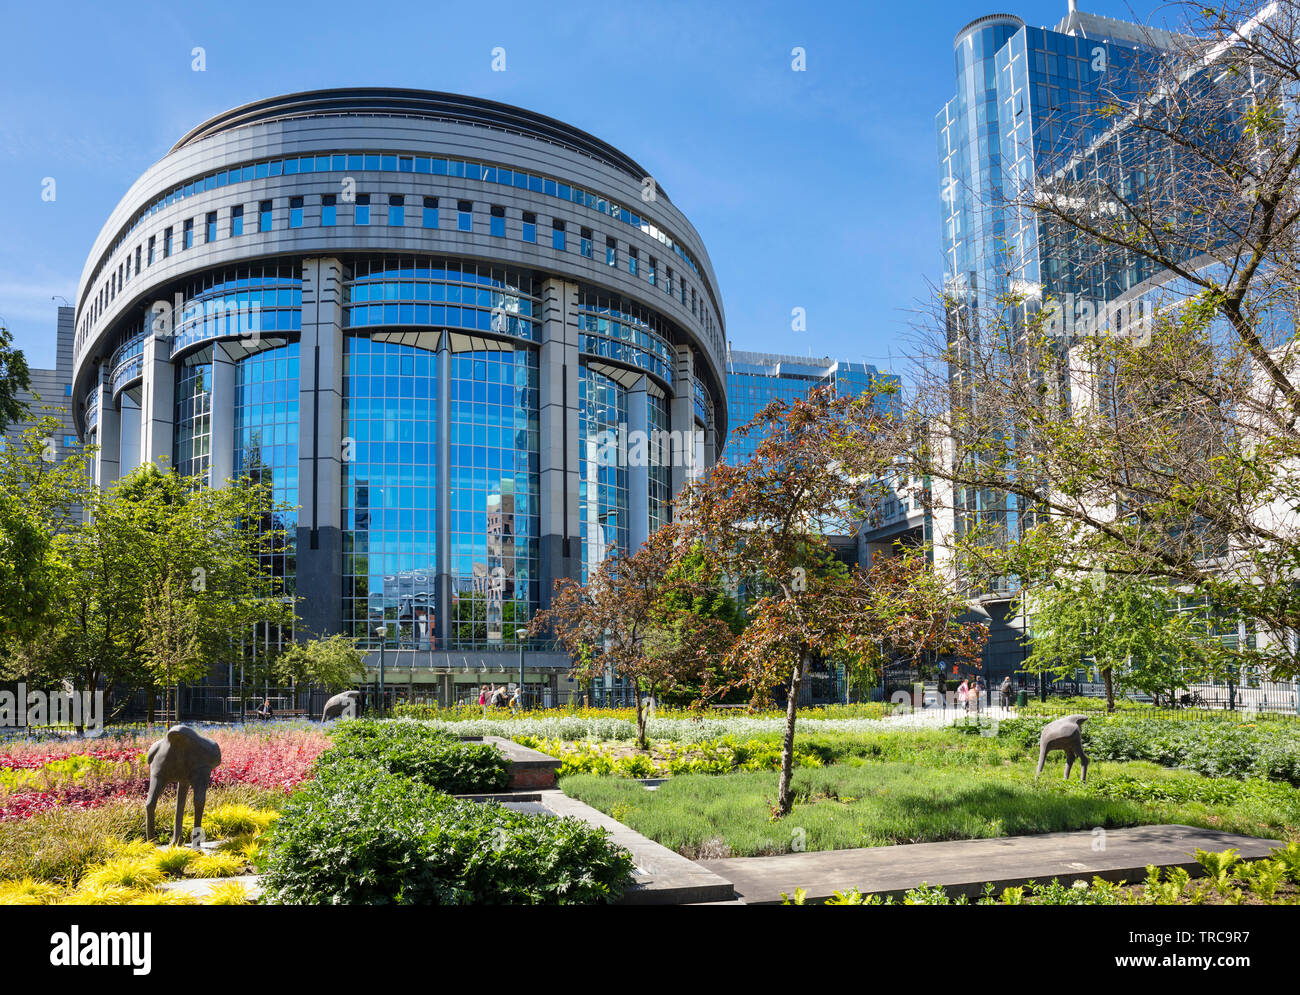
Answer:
539, 789, 736, 905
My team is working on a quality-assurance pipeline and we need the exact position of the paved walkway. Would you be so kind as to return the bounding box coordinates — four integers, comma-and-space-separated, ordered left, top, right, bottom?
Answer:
703, 825, 1282, 904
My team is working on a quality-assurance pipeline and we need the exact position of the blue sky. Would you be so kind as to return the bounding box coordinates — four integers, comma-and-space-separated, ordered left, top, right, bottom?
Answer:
0, 0, 1167, 372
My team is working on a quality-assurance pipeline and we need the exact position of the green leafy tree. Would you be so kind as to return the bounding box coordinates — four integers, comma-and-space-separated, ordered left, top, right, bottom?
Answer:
274, 634, 366, 691
1018, 573, 1228, 711
654, 545, 746, 706
13, 464, 294, 718
0, 324, 32, 433
0, 419, 91, 652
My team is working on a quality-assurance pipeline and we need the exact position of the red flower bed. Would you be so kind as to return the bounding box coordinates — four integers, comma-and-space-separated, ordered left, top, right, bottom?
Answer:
0, 725, 332, 822
0, 749, 143, 771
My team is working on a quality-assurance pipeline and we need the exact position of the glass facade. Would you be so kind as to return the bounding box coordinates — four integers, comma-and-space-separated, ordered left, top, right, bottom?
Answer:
447, 348, 539, 648
234, 341, 300, 599
346, 257, 539, 341
342, 336, 438, 648
75, 91, 729, 678
171, 264, 303, 357
173, 351, 212, 478
648, 390, 671, 534
724, 352, 890, 467
576, 292, 675, 385
579, 364, 630, 581
936, 14, 1173, 569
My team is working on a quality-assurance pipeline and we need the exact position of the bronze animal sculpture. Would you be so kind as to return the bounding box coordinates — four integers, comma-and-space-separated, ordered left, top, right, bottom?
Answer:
145, 725, 222, 846
321, 689, 361, 721
1036, 714, 1090, 782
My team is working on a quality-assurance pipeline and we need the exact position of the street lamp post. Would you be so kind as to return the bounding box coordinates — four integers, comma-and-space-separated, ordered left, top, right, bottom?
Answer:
514, 625, 527, 709
376, 624, 388, 715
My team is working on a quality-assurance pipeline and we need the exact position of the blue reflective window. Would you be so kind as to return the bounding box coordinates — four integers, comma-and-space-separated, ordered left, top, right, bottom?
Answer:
552, 219, 565, 251
423, 197, 438, 228
355, 194, 370, 225
521, 212, 536, 243
489, 205, 505, 237
289, 197, 304, 228
322, 195, 336, 226
458, 200, 473, 232
206, 212, 217, 243
388, 195, 404, 226
183, 219, 193, 250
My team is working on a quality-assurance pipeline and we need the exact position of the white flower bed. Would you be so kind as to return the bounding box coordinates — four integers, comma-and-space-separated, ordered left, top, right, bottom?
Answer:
409, 707, 1010, 743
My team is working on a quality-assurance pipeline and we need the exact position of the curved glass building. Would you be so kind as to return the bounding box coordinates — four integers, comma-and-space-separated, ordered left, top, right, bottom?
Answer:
72, 89, 726, 694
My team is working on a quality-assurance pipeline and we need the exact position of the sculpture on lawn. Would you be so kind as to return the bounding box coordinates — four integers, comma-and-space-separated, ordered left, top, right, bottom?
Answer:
321, 689, 361, 722
1036, 714, 1090, 782
145, 725, 222, 846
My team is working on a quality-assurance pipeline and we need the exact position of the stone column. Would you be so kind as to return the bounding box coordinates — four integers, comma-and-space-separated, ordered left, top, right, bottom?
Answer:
669, 344, 696, 495
140, 311, 174, 468
538, 278, 581, 606
93, 364, 120, 490
208, 343, 236, 486
627, 374, 650, 551
295, 257, 345, 638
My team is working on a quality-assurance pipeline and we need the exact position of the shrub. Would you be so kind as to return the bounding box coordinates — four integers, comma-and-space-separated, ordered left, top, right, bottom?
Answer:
186, 852, 247, 879
203, 803, 280, 838
319, 720, 509, 794
80, 857, 165, 891
0, 877, 63, 905
260, 770, 633, 905
153, 847, 198, 876
204, 880, 254, 905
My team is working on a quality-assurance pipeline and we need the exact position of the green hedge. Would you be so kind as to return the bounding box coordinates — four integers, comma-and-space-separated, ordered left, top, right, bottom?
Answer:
997, 715, 1300, 785
263, 720, 634, 904
318, 719, 510, 794
261, 758, 633, 904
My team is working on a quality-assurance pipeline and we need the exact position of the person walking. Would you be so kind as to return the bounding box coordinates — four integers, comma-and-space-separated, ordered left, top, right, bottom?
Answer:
1000, 675, 1013, 708
957, 676, 970, 713
974, 675, 986, 713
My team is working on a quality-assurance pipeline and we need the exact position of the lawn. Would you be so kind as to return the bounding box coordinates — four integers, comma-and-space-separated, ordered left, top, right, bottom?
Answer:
561, 758, 1300, 859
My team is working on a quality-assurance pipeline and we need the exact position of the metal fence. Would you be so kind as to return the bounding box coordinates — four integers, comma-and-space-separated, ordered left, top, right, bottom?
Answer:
112, 684, 338, 723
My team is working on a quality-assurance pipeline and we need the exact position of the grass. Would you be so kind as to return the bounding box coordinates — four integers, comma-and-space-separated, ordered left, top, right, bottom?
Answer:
0, 783, 286, 886
562, 758, 1300, 859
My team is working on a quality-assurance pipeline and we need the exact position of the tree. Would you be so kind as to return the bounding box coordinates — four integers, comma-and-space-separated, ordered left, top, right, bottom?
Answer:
857, 549, 990, 695
530, 522, 735, 751
11, 464, 295, 719
0, 419, 91, 652
904, 0, 1300, 680
677, 386, 982, 816
274, 635, 366, 690
653, 545, 746, 706
1018, 573, 1230, 711
0, 324, 32, 433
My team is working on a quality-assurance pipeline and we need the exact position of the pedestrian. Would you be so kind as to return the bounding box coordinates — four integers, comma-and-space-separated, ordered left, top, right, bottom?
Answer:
974, 674, 985, 712
257, 697, 273, 721
510, 685, 523, 713
958, 676, 970, 712
1000, 675, 1013, 708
